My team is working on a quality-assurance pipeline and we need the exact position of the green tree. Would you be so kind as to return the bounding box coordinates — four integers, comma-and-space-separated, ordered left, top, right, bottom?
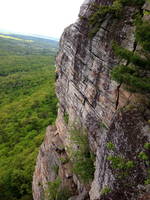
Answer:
111, 21, 150, 94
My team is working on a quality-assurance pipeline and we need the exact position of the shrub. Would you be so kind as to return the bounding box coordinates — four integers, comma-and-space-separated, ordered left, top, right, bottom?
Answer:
69, 126, 95, 183
121, 0, 145, 6
106, 142, 115, 150
101, 186, 112, 196
144, 169, 150, 185
136, 21, 150, 52
64, 112, 69, 124
56, 188, 71, 200
88, 0, 145, 38
111, 21, 150, 94
60, 157, 69, 165
88, 2, 121, 38
144, 143, 150, 150
138, 152, 149, 160
145, 178, 150, 185
46, 178, 71, 200
107, 155, 135, 179
107, 156, 134, 170
46, 178, 61, 200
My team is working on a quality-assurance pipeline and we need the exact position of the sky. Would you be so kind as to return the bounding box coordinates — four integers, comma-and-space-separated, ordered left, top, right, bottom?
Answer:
0, 0, 84, 39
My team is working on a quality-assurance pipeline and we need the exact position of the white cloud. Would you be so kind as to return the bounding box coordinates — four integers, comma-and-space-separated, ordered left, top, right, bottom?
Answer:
0, 0, 83, 38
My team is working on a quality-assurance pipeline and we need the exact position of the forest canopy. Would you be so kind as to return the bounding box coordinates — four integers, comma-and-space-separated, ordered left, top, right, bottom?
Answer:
0, 34, 58, 200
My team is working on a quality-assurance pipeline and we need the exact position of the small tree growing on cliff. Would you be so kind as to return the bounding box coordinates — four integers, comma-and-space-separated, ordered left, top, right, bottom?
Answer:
111, 20, 150, 94
69, 125, 95, 183
46, 178, 71, 200
46, 178, 61, 200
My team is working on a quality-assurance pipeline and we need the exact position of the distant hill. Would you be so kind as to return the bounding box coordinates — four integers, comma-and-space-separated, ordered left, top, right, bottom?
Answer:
0, 29, 59, 42
27, 33, 59, 42
0, 33, 59, 56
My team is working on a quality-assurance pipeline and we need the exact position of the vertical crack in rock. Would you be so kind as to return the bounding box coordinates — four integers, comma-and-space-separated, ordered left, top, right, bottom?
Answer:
115, 83, 122, 110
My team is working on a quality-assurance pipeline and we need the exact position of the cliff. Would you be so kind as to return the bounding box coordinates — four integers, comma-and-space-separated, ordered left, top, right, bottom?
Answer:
32, 0, 150, 199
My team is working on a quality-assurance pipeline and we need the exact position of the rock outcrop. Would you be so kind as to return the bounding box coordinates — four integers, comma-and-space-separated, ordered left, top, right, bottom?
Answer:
33, 0, 150, 199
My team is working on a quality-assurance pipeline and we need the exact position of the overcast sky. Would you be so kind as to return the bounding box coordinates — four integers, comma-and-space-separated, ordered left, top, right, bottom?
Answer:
0, 0, 84, 38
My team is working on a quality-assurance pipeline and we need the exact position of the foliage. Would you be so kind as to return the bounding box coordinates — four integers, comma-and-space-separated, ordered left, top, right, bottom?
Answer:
107, 155, 135, 179
69, 125, 95, 183
0, 35, 58, 200
136, 21, 150, 52
145, 170, 150, 185
63, 112, 69, 124
0, 33, 58, 56
121, 0, 145, 5
107, 156, 135, 170
138, 152, 149, 160
99, 122, 109, 129
111, 21, 150, 94
112, 42, 149, 70
46, 178, 71, 200
106, 142, 135, 180
137, 143, 150, 185
88, 1, 121, 38
56, 188, 71, 200
52, 165, 59, 175
88, 0, 145, 38
106, 142, 115, 150
100, 186, 112, 196
60, 157, 69, 165
46, 178, 61, 200
106, 142, 135, 170
144, 143, 150, 150
145, 178, 150, 185
106, 141, 150, 185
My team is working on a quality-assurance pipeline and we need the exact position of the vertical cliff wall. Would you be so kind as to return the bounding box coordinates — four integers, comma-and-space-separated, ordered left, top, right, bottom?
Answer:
33, 0, 150, 199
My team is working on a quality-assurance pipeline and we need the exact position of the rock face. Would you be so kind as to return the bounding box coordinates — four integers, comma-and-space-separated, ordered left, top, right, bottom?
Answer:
32, 124, 77, 200
33, 0, 150, 199
32, 126, 60, 200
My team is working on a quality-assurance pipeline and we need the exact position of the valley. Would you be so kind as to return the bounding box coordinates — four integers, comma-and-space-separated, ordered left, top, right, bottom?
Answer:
0, 34, 58, 200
